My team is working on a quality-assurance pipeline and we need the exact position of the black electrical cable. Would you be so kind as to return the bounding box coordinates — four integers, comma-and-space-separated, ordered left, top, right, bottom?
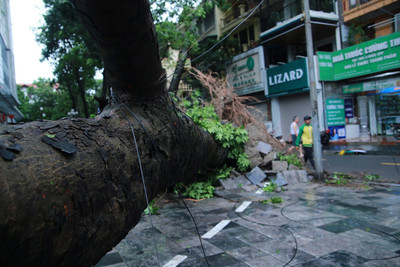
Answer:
214, 193, 299, 267
111, 89, 213, 266
231, 200, 298, 267
279, 187, 400, 262
180, 195, 211, 267
111, 91, 162, 267
138, 0, 266, 93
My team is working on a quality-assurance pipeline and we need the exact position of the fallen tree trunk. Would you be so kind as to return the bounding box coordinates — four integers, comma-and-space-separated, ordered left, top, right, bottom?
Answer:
0, 0, 227, 266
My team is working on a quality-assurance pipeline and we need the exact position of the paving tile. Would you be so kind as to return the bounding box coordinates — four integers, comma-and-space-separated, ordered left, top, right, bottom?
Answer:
206, 233, 251, 251
320, 250, 368, 266
295, 257, 340, 266
179, 252, 249, 267
318, 218, 367, 234
299, 240, 341, 257
97, 183, 400, 266
337, 228, 385, 244
244, 254, 286, 267
95, 252, 125, 267
183, 242, 224, 257
235, 230, 274, 244
226, 245, 270, 261
256, 239, 298, 262
342, 241, 399, 260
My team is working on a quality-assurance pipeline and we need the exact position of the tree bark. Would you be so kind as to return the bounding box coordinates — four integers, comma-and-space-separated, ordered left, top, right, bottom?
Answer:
0, 0, 227, 266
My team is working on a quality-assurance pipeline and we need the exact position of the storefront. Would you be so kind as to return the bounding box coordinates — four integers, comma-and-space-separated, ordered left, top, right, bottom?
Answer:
318, 31, 400, 138
265, 58, 319, 140
342, 76, 400, 136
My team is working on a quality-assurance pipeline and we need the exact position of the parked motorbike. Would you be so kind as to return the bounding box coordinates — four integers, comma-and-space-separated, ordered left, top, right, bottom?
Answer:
390, 123, 400, 140
320, 129, 330, 146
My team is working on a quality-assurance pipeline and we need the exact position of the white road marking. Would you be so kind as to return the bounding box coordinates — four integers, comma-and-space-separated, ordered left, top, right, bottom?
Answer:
162, 255, 188, 267
235, 201, 252, 213
201, 219, 231, 239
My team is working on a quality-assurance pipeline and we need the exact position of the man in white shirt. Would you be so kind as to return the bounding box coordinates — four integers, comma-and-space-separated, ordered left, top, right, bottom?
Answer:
290, 116, 299, 146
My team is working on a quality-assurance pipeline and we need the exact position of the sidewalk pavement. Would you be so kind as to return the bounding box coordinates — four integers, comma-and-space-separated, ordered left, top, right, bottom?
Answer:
96, 182, 400, 267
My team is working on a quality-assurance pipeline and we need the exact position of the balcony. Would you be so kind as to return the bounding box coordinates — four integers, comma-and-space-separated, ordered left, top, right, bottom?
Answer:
343, 0, 400, 22
221, 0, 259, 29
260, 0, 335, 32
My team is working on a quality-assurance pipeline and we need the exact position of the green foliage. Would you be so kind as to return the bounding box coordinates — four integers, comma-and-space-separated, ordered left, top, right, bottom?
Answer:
182, 90, 250, 171
325, 172, 352, 186
184, 181, 215, 199
37, 0, 104, 118
263, 182, 277, 193
347, 21, 373, 46
277, 153, 303, 168
260, 196, 284, 204
17, 79, 73, 121
364, 174, 379, 180
143, 200, 159, 215
207, 165, 233, 181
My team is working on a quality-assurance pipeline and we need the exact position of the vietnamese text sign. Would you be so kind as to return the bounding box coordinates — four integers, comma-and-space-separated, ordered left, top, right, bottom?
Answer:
343, 76, 400, 94
318, 32, 400, 81
326, 99, 345, 126
266, 58, 309, 97
226, 49, 264, 95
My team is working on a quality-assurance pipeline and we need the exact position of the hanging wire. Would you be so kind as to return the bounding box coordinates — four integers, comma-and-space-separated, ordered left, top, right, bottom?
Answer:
180, 196, 211, 267
110, 89, 161, 267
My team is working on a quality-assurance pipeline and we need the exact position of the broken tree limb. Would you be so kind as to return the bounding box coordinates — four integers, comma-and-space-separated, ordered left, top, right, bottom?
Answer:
0, 0, 227, 266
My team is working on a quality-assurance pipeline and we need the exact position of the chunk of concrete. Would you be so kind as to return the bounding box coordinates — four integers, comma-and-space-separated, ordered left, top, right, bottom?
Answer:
256, 141, 272, 155
272, 160, 288, 172
281, 170, 312, 184
288, 164, 300, 171
261, 152, 276, 167
219, 175, 251, 190
272, 172, 288, 186
246, 166, 267, 185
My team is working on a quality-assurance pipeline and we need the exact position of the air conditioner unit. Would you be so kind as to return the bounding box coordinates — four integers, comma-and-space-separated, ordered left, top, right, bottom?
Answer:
395, 13, 400, 32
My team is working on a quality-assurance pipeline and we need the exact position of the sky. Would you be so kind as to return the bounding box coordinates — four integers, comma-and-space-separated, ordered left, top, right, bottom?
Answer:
10, 0, 54, 85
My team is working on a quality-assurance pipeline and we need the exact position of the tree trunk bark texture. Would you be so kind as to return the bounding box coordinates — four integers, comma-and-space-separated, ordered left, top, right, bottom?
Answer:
0, 0, 226, 266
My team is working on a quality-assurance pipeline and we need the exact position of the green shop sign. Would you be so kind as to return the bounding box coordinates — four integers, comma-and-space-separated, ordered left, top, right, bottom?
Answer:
343, 76, 400, 94
266, 58, 309, 97
326, 99, 345, 126
226, 48, 265, 95
318, 31, 400, 81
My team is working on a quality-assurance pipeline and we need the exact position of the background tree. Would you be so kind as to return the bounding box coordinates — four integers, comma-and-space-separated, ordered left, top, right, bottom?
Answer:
17, 78, 72, 121
0, 0, 227, 266
37, 0, 108, 118
150, 0, 233, 93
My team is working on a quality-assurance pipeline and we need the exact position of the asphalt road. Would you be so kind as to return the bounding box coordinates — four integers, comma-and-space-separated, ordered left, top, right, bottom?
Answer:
322, 154, 400, 184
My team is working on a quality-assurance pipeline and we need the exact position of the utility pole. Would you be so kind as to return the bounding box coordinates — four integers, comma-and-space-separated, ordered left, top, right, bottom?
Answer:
303, 0, 324, 179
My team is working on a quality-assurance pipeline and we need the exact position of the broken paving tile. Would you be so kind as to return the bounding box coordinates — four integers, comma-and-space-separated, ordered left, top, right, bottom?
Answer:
256, 141, 272, 155
219, 175, 251, 190
246, 166, 267, 185
272, 160, 288, 172
273, 173, 288, 187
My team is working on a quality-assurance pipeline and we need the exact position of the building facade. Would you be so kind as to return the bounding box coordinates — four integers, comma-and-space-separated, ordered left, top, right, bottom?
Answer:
219, 0, 400, 141
0, 0, 22, 123
319, 0, 400, 139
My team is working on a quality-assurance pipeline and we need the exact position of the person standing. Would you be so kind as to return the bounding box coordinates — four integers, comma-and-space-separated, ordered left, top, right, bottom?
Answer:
296, 115, 315, 169
290, 116, 299, 145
